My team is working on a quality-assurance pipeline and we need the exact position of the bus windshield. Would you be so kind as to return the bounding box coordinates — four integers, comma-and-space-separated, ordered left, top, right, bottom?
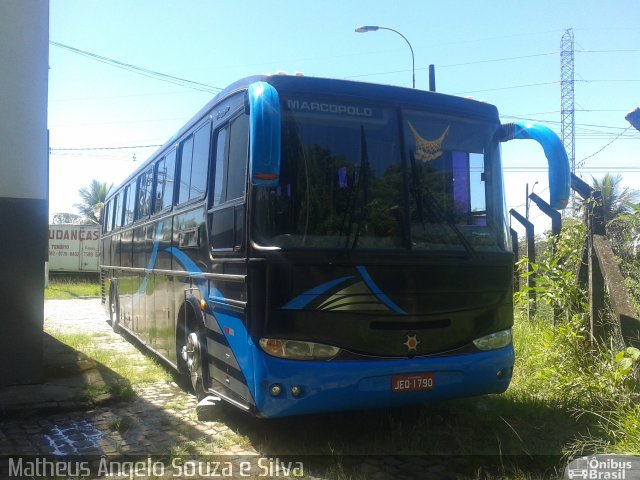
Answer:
252, 95, 504, 252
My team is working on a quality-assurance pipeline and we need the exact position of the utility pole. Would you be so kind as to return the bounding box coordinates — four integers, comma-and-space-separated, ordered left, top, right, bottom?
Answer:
560, 28, 575, 174
561, 29, 576, 212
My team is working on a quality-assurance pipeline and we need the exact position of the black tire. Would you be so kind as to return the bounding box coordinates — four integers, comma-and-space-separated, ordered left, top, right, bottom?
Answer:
178, 306, 208, 400
109, 287, 121, 334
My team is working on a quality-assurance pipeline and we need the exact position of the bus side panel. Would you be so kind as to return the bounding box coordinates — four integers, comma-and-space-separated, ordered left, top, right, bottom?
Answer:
102, 266, 112, 313
172, 207, 207, 273
119, 229, 134, 330
204, 306, 255, 409
153, 218, 175, 362
152, 273, 173, 362
110, 232, 120, 270
101, 236, 111, 268
171, 206, 208, 365
144, 225, 157, 355
131, 225, 147, 342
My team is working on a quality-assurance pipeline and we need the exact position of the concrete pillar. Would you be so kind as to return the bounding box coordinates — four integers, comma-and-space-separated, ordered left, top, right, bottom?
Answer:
0, 0, 49, 386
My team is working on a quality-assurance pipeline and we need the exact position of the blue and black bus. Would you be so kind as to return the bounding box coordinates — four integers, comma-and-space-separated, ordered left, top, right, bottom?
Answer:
101, 74, 570, 418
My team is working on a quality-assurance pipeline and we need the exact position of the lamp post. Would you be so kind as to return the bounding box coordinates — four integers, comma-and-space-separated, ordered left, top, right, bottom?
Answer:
355, 25, 415, 88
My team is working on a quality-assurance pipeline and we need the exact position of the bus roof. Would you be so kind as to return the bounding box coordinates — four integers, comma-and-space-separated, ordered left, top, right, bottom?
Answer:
107, 74, 500, 199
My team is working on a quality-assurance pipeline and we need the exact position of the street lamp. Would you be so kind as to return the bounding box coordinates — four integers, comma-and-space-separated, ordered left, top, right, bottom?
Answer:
355, 25, 415, 88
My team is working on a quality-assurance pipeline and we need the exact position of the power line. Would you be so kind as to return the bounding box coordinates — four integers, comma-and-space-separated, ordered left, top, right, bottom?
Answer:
50, 41, 223, 93
577, 49, 640, 54
50, 144, 161, 152
577, 79, 640, 84
438, 51, 558, 69
576, 126, 634, 167
501, 114, 639, 134
455, 81, 559, 95
346, 50, 560, 80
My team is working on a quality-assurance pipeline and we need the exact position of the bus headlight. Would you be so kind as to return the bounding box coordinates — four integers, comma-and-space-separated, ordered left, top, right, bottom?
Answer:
472, 329, 512, 351
259, 338, 341, 360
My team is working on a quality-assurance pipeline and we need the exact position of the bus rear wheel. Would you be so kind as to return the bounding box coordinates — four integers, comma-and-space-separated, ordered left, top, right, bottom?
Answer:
109, 288, 121, 334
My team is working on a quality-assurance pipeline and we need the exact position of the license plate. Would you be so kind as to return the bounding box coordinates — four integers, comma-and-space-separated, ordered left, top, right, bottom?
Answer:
391, 373, 435, 392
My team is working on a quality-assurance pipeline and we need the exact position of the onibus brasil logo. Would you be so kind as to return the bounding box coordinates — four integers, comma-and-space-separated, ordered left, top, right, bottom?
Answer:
566, 455, 638, 480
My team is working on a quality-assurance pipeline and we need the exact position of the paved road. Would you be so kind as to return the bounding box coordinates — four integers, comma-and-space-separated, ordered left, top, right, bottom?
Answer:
0, 299, 476, 479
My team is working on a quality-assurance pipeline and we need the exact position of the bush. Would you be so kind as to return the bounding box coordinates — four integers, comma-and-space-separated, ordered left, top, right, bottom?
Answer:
515, 221, 640, 455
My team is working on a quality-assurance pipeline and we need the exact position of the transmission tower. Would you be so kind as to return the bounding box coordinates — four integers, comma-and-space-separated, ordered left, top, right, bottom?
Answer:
560, 28, 575, 174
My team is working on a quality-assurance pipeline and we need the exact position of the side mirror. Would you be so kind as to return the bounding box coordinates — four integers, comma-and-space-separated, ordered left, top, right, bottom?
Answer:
500, 122, 570, 210
248, 82, 281, 187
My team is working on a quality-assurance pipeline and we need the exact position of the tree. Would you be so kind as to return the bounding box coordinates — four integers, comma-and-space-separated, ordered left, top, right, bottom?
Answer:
52, 212, 84, 225
74, 179, 112, 225
591, 173, 639, 223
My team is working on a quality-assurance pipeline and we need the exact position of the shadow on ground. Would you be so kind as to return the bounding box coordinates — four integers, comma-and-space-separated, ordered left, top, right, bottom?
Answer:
106, 322, 601, 478
0, 317, 597, 479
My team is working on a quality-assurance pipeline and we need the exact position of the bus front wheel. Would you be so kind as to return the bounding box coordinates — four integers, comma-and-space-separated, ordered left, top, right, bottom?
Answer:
179, 309, 208, 400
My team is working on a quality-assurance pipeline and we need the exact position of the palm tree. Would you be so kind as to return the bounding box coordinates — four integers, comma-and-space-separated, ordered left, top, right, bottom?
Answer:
591, 173, 639, 223
74, 179, 112, 224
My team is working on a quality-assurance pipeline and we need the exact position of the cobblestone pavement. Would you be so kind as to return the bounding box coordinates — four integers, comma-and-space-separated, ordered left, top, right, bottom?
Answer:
0, 299, 481, 479
1, 301, 257, 455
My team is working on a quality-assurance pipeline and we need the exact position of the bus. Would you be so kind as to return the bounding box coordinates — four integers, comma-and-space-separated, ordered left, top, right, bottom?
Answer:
100, 74, 570, 418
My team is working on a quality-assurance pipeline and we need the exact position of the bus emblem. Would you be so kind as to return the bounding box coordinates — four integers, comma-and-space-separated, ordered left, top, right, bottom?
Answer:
404, 334, 420, 352
408, 122, 449, 162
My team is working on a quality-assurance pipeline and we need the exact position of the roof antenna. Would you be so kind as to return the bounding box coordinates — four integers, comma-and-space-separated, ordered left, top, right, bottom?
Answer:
428, 64, 436, 92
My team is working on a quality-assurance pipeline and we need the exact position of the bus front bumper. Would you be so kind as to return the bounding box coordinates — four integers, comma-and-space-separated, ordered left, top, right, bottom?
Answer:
251, 345, 514, 418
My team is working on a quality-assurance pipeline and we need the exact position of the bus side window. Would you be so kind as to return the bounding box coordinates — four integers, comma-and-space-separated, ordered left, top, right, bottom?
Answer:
177, 120, 211, 205
212, 127, 228, 206
227, 114, 249, 201
122, 185, 130, 225
210, 113, 248, 251
114, 192, 123, 229
177, 136, 194, 205
190, 121, 211, 200
103, 201, 111, 233
137, 168, 153, 220
211, 114, 248, 206
124, 181, 137, 225
153, 149, 176, 213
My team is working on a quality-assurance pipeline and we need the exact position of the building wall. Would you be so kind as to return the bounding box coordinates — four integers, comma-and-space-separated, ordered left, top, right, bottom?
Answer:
0, 0, 49, 386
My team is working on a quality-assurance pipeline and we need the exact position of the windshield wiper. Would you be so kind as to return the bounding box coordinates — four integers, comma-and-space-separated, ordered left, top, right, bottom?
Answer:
339, 126, 369, 251
409, 151, 476, 258
427, 188, 477, 258
350, 126, 370, 250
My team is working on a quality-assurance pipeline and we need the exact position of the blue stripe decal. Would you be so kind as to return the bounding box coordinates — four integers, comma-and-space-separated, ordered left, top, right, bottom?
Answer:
166, 247, 206, 277
281, 276, 354, 310
356, 266, 406, 314
138, 222, 165, 294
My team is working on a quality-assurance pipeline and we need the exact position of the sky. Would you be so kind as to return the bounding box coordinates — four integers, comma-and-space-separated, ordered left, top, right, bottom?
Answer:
48, 0, 640, 234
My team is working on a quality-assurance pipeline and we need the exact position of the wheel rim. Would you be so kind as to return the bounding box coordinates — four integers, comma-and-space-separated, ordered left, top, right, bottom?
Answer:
182, 332, 201, 373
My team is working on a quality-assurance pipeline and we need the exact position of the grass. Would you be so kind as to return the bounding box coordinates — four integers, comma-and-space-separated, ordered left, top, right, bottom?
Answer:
109, 416, 135, 433
45, 277, 100, 299
216, 306, 638, 479
42, 286, 638, 478
46, 329, 172, 390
